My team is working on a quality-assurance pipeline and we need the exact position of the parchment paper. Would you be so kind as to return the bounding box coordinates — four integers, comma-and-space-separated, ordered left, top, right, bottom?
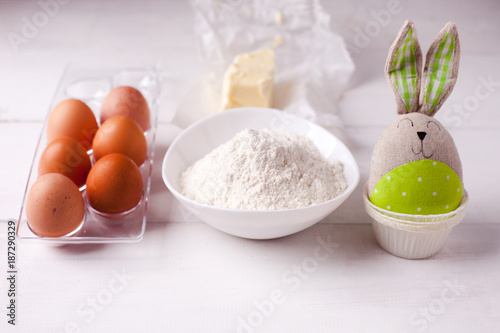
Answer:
173, 0, 355, 129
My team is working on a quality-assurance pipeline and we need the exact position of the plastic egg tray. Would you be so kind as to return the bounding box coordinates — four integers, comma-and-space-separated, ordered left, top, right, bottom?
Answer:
17, 65, 161, 244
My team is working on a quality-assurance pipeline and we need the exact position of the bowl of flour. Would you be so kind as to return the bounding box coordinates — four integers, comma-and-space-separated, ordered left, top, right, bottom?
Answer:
162, 108, 359, 239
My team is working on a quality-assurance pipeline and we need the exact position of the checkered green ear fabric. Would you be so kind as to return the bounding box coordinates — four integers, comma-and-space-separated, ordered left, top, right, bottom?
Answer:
390, 28, 418, 112
385, 20, 422, 115
421, 23, 460, 116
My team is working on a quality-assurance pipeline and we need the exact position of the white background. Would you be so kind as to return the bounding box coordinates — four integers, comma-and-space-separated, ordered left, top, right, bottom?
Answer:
1, 0, 500, 332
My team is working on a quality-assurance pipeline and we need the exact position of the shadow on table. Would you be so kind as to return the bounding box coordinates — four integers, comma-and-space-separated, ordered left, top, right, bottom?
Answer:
438, 222, 500, 259
149, 142, 169, 196
55, 243, 108, 254
238, 222, 383, 262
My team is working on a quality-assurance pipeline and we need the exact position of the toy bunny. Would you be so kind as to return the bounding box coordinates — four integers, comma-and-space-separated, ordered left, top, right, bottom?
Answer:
368, 20, 464, 215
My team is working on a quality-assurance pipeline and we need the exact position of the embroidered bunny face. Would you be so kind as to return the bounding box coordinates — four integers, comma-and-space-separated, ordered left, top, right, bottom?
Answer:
368, 20, 464, 215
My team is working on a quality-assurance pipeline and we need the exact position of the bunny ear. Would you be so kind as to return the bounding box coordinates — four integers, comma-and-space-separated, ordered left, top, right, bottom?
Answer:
420, 22, 460, 116
385, 20, 423, 115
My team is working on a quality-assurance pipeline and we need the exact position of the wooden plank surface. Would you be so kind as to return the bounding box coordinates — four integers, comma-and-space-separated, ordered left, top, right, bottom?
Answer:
1, 1, 499, 332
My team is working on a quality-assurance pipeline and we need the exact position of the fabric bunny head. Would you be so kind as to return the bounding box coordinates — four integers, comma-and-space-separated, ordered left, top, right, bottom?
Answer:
368, 20, 464, 215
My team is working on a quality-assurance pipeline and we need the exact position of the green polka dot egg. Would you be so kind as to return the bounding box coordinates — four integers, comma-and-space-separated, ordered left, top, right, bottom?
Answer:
370, 160, 462, 215
367, 112, 464, 216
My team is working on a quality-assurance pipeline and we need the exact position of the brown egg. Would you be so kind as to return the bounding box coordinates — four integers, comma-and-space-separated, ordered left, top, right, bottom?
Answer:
92, 115, 147, 167
38, 137, 92, 188
47, 99, 99, 150
26, 173, 85, 237
100, 86, 150, 131
86, 153, 143, 215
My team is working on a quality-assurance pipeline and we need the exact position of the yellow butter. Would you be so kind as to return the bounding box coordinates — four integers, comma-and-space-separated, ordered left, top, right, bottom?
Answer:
221, 49, 275, 111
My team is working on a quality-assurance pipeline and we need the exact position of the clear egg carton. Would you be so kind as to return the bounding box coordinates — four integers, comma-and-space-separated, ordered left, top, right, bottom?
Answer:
17, 65, 162, 244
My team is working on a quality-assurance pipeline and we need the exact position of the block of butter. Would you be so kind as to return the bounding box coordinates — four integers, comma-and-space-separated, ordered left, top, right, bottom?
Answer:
220, 49, 275, 111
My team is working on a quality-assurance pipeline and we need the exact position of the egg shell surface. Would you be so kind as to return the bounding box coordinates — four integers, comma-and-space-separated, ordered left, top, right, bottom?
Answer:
100, 86, 150, 131
92, 115, 148, 167
85, 153, 143, 215
26, 173, 85, 237
38, 137, 92, 188
47, 99, 98, 150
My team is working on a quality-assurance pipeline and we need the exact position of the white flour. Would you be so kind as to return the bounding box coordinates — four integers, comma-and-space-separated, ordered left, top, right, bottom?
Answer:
180, 129, 348, 210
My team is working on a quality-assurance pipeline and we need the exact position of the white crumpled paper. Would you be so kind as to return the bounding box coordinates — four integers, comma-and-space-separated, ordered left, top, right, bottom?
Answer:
173, 0, 355, 129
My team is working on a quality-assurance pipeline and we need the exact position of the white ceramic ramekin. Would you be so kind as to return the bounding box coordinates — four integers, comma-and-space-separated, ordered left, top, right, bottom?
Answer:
363, 183, 468, 259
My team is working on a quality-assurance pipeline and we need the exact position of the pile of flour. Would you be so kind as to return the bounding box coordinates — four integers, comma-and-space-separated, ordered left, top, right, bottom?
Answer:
180, 129, 348, 210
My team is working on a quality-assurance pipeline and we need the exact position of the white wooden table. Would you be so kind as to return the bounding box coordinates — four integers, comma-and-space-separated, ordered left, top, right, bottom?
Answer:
1, 1, 500, 332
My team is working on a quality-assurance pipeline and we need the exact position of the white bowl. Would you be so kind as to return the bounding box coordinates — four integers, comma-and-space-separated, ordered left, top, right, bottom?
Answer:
363, 183, 468, 259
162, 107, 360, 239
